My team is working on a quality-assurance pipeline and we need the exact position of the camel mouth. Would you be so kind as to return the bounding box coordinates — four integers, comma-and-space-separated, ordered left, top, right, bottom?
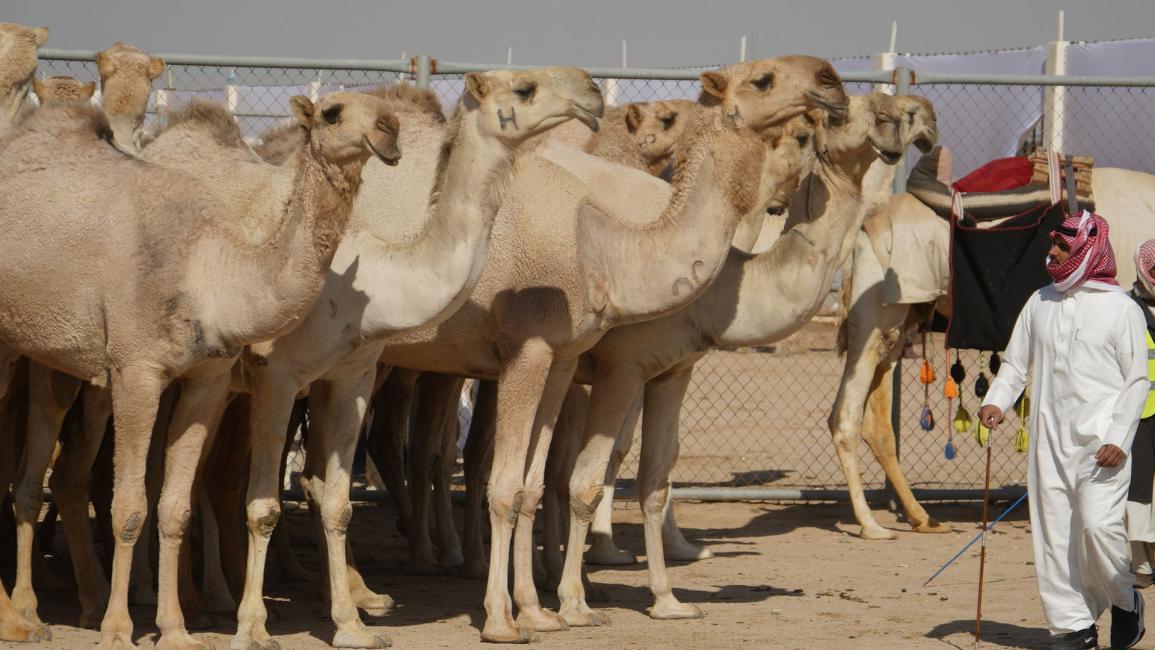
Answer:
913, 134, 936, 153
572, 104, 601, 132
873, 144, 903, 165
806, 89, 848, 123
766, 206, 786, 216
364, 135, 400, 166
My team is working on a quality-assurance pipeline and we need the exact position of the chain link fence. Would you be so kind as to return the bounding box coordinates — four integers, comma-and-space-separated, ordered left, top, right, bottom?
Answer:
35, 48, 1155, 501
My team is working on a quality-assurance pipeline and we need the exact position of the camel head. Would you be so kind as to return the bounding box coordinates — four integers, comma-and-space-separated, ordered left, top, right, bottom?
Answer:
33, 75, 96, 106
893, 95, 938, 153
625, 99, 695, 166
289, 91, 402, 170
0, 23, 48, 128
96, 41, 165, 151
762, 110, 822, 211
817, 93, 909, 168
699, 55, 847, 133
461, 66, 605, 144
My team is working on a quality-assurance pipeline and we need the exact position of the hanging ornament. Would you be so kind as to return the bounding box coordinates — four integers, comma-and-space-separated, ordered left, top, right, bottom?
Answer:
1014, 392, 1031, 415
989, 352, 1002, 375
1014, 389, 1030, 453
919, 360, 936, 384
920, 406, 935, 431
953, 404, 973, 433
974, 420, 991, 446
950, 357, 966, 384
975, 373, 990, 398
945, 434, 958, 460
944, 377, 959, 399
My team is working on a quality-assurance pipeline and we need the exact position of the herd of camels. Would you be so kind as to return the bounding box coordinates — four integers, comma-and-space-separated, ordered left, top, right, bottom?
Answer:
2, 20, 1155, 650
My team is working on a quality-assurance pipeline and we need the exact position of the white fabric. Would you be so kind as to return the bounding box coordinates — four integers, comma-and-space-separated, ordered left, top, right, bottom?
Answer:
1127, 502, 1155, 544
982, 284, 1149, 633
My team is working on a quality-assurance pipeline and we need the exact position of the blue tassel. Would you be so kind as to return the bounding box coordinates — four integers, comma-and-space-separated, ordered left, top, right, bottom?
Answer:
944, 436, 957, 460
919, 407, 935, 431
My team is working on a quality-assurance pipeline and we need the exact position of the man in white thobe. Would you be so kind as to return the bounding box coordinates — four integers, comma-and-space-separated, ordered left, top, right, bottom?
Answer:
980, 211, 1148, 650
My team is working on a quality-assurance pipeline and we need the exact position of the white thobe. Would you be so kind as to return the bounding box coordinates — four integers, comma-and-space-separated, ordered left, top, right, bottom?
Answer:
982, 281, 1149, 634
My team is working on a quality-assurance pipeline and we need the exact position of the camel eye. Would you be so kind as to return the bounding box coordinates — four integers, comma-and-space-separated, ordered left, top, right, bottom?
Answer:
752, 74, 773, 91
796, 133, 810, 147
321, 104, 343, 125
514, 84, 536, 101
660, 115, 676, 130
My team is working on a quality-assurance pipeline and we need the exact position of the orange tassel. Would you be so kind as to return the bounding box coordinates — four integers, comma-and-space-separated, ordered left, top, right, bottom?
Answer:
944, 377, 959, 399
919, 360, 936, 385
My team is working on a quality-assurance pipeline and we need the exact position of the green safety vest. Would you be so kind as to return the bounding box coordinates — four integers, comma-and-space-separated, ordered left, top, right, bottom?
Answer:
1144, 329, 1155, 418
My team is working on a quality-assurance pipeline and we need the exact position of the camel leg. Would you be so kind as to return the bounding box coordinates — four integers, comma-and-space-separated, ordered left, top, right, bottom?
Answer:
310, 371, 391, 649
460, 379, 495, 581
862, 349, 947, 534
51, 383, 113, 628
509, 359, 575, 635
364, 367, 415, 538
542, 384, 588, 589
152, 367, 231, 650
131, 387, 177, 607
11, 364, 81, 629
232, 369, 303, 650
585, 393, 640, 567
406, 373, 461, 574
557, 367, 643, 628
98, 365, 168, 650
637, 369, 702, 619
198, 487, 236, 615
434, 392, 464, 569
658, 493, 711, 561
270, 398, 314, 584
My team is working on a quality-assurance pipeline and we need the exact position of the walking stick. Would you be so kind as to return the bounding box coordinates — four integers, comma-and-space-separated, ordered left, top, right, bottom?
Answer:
975, 429, 993, 648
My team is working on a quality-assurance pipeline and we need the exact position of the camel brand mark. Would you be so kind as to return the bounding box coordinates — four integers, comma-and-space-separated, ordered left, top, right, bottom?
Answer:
671, 260, 706, 296
497, 106, 518, 131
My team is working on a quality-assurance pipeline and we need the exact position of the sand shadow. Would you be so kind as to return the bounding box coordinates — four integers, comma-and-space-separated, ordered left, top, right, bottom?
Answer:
926, 618, 1051, 649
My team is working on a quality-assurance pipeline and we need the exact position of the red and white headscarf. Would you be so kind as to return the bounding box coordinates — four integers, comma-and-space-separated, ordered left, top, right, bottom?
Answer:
1047, 210, 1118, 291
1134, 239, 1155, 306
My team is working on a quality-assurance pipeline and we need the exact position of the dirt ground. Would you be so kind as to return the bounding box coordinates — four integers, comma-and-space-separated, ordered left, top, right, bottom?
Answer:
7, 498, 1152, 650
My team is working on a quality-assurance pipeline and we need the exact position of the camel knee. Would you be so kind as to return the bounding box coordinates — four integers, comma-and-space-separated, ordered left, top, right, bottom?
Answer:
641, 484, 670, 517
320, 497, 353, 537
156, 496, 192, 541
246, 500, 281, 538
112, 507, 147, 546
487, 483, 524, 525
567, 479, 604, 524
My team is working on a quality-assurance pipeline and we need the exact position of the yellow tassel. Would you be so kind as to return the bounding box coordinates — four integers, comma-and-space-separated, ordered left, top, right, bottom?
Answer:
974, 420, 990, 446
953, 404, 973, 433
1014, 426, 1028, 452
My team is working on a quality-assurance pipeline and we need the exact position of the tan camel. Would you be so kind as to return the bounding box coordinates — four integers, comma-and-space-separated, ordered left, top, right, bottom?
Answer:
567, 95, 939, 566
829, 150, 1155, 540
540, 93, 938, 624
0, 22, 47, 135
583, 99, 697, 176
372, 57, 847, 642
95, 41, 165, 151
0, 93, 398, 650
229, 69, 604, 650
32, 75, 96, 105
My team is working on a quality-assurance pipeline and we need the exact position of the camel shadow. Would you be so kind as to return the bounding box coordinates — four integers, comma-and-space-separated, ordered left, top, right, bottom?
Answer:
926, 618, 1051, 649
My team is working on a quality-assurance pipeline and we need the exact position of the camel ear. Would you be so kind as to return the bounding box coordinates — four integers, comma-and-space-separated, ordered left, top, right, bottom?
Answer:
147, 57, 166, 81
31, 78, 46, 103
95, 51, 114, 79
625, 104, 644, 133
81, 81, 97, 99
290, 95, 315, 127
699, 71, 729, 101
464, 72, 489, 101
33, 27, 48, 47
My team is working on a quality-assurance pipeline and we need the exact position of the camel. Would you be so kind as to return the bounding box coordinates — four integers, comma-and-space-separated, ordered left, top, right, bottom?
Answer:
226, 68, 604, 650
0, 22, 47, 135
828, 150, 1155, 540
32, 75, 96, 105
95, 41, 165, 151
0, 92, 399, 650
582, 99, 697, 177
536, 93, 938, 624
369, 56, 847, 643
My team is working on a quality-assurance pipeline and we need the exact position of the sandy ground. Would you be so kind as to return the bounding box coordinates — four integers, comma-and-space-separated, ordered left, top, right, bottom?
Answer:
7, 498, 1152, 650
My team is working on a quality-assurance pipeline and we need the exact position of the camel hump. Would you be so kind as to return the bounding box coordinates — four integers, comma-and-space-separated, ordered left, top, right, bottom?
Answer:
363, 83, 446, 123
159, 98, 247, 149
7, 102, 113, 144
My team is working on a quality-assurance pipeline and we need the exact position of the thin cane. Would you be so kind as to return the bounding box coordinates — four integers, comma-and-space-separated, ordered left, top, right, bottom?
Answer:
922, 491, 1027, 587
975, 425, 994, 648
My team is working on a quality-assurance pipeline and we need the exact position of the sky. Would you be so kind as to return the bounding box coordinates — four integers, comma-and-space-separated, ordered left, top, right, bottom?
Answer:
10, 0, 1155, 68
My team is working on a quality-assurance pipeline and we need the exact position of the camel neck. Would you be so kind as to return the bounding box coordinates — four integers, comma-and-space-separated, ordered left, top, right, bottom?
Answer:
0, 82, 30, 135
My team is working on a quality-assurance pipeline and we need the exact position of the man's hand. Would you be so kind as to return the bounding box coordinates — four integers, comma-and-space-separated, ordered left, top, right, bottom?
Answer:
1095, 444, 1127, 468
978, 405, 1004, 429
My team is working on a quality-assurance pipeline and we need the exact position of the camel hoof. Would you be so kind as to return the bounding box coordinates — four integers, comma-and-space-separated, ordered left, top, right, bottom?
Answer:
227, 632, 278, 650
155, 631, 214, 650
649, 598, 703, 620
439, 547, 465, 568
0, 616, 49, 643
559, 604, 611, 628
584, 544, 638, 566
356, 593, 395, 618
664, 542, 714, 562
480, 620, 534, 644
516, 607, 568, 633
858, 525, 897, 541
332, 624, 391, 648
459, 559, 489, 581
911, 518, 951, 534
96, 632, 138, 649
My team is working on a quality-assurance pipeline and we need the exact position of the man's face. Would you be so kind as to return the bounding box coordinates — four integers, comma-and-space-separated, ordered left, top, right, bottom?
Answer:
1049, 236, 1071, 266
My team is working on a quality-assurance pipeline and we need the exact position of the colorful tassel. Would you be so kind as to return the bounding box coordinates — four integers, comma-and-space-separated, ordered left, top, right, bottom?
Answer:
945, 435, 957, 459
974, 420, 990, 446
950, 357, 966, 384
920, 360, 936, 385
953, 404, 973, 433
975, 372, 990, 398
989, 352, 1002, 375
920, 406, 935, 431
944, 377, 959, 399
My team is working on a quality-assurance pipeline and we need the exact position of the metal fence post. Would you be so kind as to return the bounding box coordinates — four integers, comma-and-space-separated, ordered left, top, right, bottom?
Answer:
885, 66, 913, 511
415, 54, 431, 90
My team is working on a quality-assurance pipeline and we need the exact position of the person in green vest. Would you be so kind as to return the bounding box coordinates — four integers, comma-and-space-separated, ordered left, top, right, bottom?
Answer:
1128, 238, 1155, 589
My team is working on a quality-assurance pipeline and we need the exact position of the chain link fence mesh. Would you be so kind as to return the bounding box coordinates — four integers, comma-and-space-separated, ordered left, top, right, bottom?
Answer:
36, 52, 1155, 498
